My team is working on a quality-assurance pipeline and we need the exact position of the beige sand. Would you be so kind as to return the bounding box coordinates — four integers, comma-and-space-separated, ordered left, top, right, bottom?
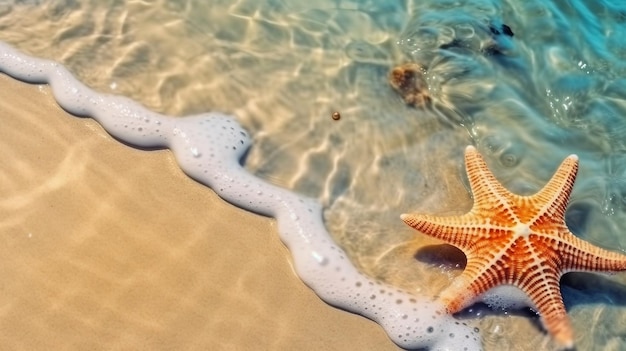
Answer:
0, 74, 399, 350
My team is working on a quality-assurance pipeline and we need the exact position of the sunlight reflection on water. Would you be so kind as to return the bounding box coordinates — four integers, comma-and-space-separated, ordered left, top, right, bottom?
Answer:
2, 0, 626, 349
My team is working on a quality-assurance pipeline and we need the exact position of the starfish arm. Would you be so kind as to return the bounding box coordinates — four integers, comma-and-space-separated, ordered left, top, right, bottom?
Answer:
554, 232, 626, 272
438, 255, 504, 313
464, 146, 514, 212
529, 154, 578, 224
520, 272, 574, 349
401, 212, 503, 250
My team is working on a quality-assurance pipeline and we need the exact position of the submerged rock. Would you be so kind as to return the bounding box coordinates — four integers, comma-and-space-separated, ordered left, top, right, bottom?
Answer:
389, 62, 431, 108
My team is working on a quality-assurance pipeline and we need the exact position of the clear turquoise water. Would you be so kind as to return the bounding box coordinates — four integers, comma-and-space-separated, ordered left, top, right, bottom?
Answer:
1, 0, 626, 349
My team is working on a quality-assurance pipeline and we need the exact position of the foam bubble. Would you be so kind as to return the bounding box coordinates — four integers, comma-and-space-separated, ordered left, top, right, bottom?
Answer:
0, 41, 481, 350
482, 285, 533, 311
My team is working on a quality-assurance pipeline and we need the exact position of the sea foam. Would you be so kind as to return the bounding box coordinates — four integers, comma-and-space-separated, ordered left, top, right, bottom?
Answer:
0, 41, 481, 350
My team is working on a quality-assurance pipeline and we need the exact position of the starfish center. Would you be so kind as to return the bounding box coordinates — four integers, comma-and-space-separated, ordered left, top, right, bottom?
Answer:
514, 223, 532, 237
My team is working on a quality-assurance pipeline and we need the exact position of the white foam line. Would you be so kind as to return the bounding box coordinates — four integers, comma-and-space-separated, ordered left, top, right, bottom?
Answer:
0, 41, 481, 350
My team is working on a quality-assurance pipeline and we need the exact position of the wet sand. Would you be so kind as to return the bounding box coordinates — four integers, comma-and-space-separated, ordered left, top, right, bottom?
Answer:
0, 74, 399, 350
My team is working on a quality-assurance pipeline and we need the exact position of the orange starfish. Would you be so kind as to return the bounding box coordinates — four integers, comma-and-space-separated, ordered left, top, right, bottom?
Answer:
401, 145, 626, 348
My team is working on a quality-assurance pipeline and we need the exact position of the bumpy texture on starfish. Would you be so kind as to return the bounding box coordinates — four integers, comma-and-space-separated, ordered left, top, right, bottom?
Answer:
401, 145, 626, 348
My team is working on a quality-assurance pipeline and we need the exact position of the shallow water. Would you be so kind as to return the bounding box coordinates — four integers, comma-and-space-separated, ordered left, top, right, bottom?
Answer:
2, 0, 626, 350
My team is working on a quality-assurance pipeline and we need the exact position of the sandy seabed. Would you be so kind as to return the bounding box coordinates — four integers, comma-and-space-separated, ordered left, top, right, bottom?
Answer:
0, 74, 399, 350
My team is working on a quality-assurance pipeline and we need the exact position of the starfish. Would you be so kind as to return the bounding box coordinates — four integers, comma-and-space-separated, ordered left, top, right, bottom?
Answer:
401, 145, 626, 348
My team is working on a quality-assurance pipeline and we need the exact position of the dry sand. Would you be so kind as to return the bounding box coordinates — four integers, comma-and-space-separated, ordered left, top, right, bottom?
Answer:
0, 74, 399, 350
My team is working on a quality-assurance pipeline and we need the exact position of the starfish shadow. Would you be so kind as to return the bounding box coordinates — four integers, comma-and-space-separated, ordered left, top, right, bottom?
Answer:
561, 272, 626, 307
414, 243, 466, 270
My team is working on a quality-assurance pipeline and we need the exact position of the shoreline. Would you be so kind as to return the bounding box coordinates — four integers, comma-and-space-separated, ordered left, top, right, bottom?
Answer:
0, 74, 399, 350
